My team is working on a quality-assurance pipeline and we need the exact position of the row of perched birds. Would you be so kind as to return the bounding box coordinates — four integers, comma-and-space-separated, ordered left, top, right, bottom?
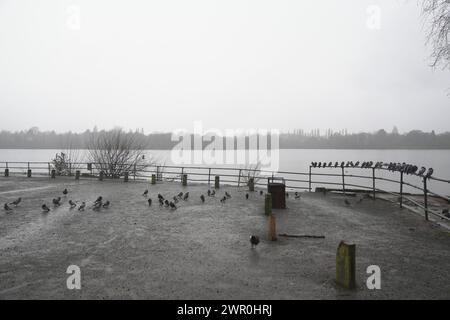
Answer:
311, 161, 434, 178
3, 188, 111, 213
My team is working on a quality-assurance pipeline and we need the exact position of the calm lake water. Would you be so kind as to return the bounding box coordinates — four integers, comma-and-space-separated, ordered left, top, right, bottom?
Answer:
0, 149, 449, 196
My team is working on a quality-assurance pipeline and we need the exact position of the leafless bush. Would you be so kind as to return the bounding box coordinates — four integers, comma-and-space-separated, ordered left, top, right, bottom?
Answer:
240, 161, 262, 185
87, 129, 153, 178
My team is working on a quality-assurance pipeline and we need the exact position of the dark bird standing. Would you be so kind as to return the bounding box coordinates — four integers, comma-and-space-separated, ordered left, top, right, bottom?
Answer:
78, 202, 86, 211
148, 198, 152, 206
143, 190, 148, 197
10, 197, 22, 206
4, 203, 12, 211
69, 200, 77, 208
250, 235, 260, 249
41, 204, 50, 212
200, 195, 205, 203
62, 188, 68, 196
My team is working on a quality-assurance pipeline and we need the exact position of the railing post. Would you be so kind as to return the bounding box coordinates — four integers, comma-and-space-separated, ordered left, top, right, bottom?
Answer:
399, 172, 404, 208
423, 178, 429, 221
341, 167, 346, 195
48, 162, 51, 176
238, 169, 242, 187
133, 163, 136, 180
208, 168, 211, 186
181, 167, 184, 183
372, 168, 376, 200
308, 166, 312, 192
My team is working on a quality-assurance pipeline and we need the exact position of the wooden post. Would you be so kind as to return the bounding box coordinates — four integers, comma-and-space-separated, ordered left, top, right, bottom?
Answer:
156, 166, 160, 181
341, 167, 346, 195
399, 172, 404, 208
265, 193, 272, 216
336, 241, 356, 289
308, 166, 312, 192
151, 174, 156, 185
372, 168, 376, 200
133, 163, 136, 180
124, 171, 129, 182
423, 178, 429, 221
27, 169, 32, 178
237, 169, 242, 187
248, 177, 255, 192
268, 214, 277, 241
182, 174, 187, 186
215, 175, 220, 189
208, 168, 211, 186
181, 167, 184, 183
51, 169, 56, 179
48, 162, 51, 176
75, 170, 80, 180
99, 170, 104, 181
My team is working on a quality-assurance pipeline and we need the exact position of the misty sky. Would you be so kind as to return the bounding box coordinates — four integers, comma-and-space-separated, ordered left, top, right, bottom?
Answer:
0, 0, 449, 134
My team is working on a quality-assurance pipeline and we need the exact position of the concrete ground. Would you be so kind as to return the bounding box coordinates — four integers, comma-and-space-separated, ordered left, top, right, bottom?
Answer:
0, 176, 449, 300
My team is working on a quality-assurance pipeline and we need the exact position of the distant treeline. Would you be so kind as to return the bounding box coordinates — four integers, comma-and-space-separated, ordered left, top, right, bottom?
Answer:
0, 128, 449, 149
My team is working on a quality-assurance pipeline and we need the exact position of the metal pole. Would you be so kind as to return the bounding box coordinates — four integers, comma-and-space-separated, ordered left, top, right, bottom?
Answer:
208, 168, 211, 186
372, 168, 376, 200
308, 166, 312, 192
341, 167, 346, 195
181, 167, 184, 182
238, 169, 242, 187
423, 178, 429, 221
399, 171, 404, 208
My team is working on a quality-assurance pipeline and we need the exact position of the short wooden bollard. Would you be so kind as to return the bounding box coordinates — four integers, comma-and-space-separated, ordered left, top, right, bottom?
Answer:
75, 170, 80, 180
248, 177, 255, 192
27, 169, 32, 178
124, 171, 129, 182
99, 171, 104, 181
4, 168, 9, 177
268, 214, 277, 241
214, 175, 220, 189
151, 174, 156, 185
336, 241, 356, 289
265, 193, 272, 216
51, 169, 56, 179
182, 174, 187, 186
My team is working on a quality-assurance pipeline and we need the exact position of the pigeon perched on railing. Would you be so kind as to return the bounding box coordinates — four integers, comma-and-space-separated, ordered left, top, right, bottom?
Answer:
425, 168, 434, 179
417, 167, 426, 176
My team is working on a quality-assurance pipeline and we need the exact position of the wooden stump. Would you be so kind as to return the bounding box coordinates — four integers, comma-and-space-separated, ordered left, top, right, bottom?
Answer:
151, 174, 156, 185
4, 168, 9, 177
182, 174, 187, 186
99, 171, 104, 181
268, 215, 277, 241
215, 175, 220, 189
75, 170, 80, 180
248, 177, 255, 192
51, 169, 56, 179
124, 171, 129, 182
336, 241, 356, 289
27, 169, 32, 178
265, 193, 272, 216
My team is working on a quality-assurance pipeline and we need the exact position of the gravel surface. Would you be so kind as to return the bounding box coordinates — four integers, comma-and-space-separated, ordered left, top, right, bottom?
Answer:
0, 176, 449, 299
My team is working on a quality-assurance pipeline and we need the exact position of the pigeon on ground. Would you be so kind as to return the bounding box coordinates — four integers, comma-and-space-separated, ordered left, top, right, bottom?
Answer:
225, 192, 231, 199
246, 193, 249, 200
260, 190, 263, 196
78, 202, 86, 211
158, 194, 164, 200
10, 197, 22, 206
344, 199, 351, 206
143, 190, 148, 197
211, 190, 216, 196
92, 201, 102, 211
52, 197, 61, 206
183, 192, 189, 201
177, 192, 183, 199
103, 201, 110, 208
295, 192, 301, 199
4, 203, 12, 211
164, 200, 170, 207
200, 195, 205, 203
169, 202, 177, 210
94, 196, 103, 204
42, 204, 50, 212
63, 188, 68, 196
159, 198, 164, 206
69, 200, 77, 208
207, 190, 211, 197
220, 196, 227, 203
148, 198, 152, 206
250, 235, 260, 249
172, 196, 179, 203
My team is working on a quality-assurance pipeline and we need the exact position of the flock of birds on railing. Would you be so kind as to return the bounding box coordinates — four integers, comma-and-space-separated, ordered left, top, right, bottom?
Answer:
310, 161, 434, 178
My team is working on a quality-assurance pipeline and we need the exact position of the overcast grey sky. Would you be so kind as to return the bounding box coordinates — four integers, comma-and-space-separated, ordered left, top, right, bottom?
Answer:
0, 0, 448, 134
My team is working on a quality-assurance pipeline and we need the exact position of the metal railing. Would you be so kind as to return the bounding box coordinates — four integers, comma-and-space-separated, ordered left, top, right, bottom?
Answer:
0, 161, 449, 222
